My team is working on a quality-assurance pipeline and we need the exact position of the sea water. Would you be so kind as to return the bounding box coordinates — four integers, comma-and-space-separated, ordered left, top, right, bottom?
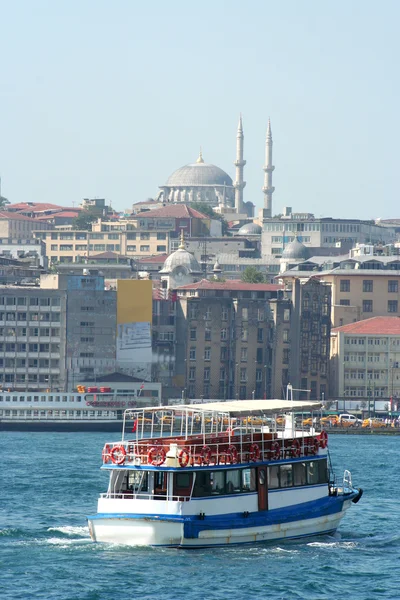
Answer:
0, 432, 399, 600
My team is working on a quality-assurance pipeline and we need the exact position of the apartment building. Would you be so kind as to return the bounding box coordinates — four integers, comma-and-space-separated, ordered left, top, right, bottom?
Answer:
175, 281, 282, 400
262, 209, 396, 257
0, 211, 52, 238
0, 273, 116, 392
330, 316, 400, 404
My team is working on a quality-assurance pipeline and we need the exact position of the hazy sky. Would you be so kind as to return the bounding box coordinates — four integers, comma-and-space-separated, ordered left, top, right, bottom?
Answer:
0, 1, 399, 219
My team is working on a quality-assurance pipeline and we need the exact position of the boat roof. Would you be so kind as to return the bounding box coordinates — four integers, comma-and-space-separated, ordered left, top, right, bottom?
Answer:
133, 399, 323, 416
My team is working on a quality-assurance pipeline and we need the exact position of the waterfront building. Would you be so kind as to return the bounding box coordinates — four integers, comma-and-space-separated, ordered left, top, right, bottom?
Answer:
330, 316, 400, 407
0, 211, 52, 238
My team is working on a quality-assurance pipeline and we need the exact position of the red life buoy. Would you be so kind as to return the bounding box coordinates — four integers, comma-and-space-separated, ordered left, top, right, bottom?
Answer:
102, 444, 112, 464
147, 446, 166, 466
290, 438, 301, 458
249, 443, 261, 462
110, 445, 126, 465
226, 444, 239, 464
319, 430, 328, 449
311, 437, 319, 455
271, 441, 281, 460
201, 445, 212, 465
178, 447, 190, 467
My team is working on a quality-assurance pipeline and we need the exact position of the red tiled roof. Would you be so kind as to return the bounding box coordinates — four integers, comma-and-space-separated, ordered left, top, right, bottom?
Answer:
176, 279, 283, 291
332, 316, 400, 335
132, 199, 158, 206
0, 211, 46, 222
8, 202, 63, 211
134, 205, 209, 220
137, 254, 168, 263
53, 211, 81, 218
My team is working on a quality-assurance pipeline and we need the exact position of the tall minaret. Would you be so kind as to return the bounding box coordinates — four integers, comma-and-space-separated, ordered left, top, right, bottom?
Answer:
262, 118, 275, 217
233, 115, 246, 214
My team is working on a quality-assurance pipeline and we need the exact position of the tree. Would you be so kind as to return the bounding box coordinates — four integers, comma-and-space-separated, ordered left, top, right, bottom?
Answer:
0, 196, 10, 209
72, 210, 98, 230
190, 202, 228, 236
241, 266, 265, 283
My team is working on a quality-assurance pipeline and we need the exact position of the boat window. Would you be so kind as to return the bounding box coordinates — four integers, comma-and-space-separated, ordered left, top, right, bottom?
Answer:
293, 462, 307, 486
268, 466, 280, 489
211, 471, 225, 495
128, 471, 148, 493
280, 465, 293, 488
242, 468, 256, 492
175, 473, 191, 489
307, 462, 319, 485
226, 469, 241, 494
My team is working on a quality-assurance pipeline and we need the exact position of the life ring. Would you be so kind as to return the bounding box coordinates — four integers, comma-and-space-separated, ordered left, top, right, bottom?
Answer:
102, 443, 112, 464
271, 441, 281, 460
290, 438, 301, 458
319, 430, 328, 449
226, 444, 239, 464
226, 427, 234, 435
178, 447, 190, 467
249, 443, 261, 462
110, 445, 126, 465
147, 446, 166, 466
311, 437, 320, 455
201, 445, 212, 465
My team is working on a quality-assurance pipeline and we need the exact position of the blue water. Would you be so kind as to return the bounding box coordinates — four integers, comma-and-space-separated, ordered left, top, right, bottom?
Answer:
0, 432, 399, 600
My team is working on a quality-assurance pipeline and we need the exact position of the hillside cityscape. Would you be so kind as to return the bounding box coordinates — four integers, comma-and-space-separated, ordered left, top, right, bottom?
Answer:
0, 117, 399, 414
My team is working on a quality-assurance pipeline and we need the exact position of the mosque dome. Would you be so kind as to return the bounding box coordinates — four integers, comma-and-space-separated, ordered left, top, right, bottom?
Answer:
237, 222, 262, 236
281, 238, 310, 260
165, 152, 233, 188
159, 244, 202, 275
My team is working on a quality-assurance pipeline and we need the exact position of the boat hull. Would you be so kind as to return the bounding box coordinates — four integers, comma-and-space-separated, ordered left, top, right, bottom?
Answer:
87, 497, 354, 548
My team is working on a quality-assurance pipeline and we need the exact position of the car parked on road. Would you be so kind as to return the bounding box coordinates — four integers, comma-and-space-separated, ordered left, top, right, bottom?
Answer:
362, 418, 386, 429
339, 414, 363, 427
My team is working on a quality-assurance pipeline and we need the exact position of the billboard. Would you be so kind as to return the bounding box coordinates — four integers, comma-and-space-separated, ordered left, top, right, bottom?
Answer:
116, 280, 152, 379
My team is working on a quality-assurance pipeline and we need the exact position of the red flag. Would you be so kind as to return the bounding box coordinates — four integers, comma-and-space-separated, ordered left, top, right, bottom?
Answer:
132, 419, 138, 433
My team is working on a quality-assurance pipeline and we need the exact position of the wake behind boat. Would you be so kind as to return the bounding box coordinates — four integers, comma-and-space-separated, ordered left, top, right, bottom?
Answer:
87, 399, 362, 548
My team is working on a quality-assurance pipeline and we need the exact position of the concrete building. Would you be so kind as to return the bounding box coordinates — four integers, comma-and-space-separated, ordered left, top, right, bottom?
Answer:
261, 208, 396, 257
0, 273, 116, 392
330, 316, 400, 406
0, 237, 47, 267
0, 211, 52, 238
174, 280, 282, 400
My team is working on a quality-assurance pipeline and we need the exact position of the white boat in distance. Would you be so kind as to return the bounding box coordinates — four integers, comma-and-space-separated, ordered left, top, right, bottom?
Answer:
87, 399, 363, 548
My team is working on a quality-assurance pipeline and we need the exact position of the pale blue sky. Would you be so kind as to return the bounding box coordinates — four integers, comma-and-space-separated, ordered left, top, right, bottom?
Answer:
0, 0, 399, 218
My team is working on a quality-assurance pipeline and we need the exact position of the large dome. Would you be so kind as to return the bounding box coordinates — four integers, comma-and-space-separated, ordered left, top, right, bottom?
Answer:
165, 161, 233, 187
281, 238, 310, 260
159, 246, 202, 275
237, 222, 262, 236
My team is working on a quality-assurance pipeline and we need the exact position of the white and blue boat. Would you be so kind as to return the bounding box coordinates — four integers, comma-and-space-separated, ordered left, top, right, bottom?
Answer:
87, 399, 362, 548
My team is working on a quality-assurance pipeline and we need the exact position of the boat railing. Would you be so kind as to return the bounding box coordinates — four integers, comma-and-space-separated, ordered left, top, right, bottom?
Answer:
101, 430, 328, 467
100, 492, 191, 502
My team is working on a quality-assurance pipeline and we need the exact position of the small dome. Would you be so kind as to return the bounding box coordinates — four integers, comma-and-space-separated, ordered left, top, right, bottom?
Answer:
159, 247, 202, 275
165, 160, 233, 188
237, 222, 262, 236
281, 238, 310, 260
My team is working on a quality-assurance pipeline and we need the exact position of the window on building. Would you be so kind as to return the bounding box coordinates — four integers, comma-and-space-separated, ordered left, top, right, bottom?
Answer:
283, 348, 290, 364
220, 347, 227, 361
256, 348, 263, 363
204, 367, 210, 381
283, 308, 290, 322
221, 328, 227, 340
189, 367, 196, 381
157, 245, 166, 252
140, 233, 150, 240
363, 280, 373, 292
283, 329, 289, 342
240, 368, 247, 382
241, 307, 248, 321
257, 308, 264, 322
127, 233, 136, 240
256, 369, 262, 382
340, 280, 350, 292
189, 347, 196, 360
190, 328, 197, 341
127, 245, 136, 252
205, 327, 211, 341
363, 300, 373, 313
388, 280, 398, 293
157, 233, 166, 240
257, 328, 263, 342
388, 300, 398, 313
340, 299, 350, 306
241, 347, 247, 361
205, 306, 212, 320
221, 307, 228, 321
189, 304, 198, 320
140, 245, 150, 252
241, 328, 248, 342
204, 347, 211, 361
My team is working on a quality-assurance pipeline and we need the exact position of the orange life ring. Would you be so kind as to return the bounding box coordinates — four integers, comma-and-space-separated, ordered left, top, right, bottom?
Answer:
271, 441, 281, 460
110, 445, 126, 465
290, 438, 301, 458
178, 447, 190, 467
147, 446, 166, 466
201, 445, 212, 465
226, 444, 239, 464
102, 443, 112, 464
311, 437, 319, 455
319, 430, 328, 449
249, 443, 261, 462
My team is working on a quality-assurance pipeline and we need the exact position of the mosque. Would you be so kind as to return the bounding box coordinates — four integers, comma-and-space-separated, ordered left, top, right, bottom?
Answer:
156, 116, 275, 219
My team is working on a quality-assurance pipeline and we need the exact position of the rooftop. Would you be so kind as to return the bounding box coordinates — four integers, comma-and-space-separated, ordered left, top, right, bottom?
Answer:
177, 279, 283, 292
332, 316, 400, 335
135, 205, 209, 220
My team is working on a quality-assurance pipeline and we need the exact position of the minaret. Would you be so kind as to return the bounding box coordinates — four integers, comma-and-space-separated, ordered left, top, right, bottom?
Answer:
262, 118, 275, 217
233, 115, 246, 214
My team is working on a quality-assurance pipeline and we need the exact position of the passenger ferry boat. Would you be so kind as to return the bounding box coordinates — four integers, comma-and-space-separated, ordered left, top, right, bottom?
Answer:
87, 399, 363, 547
